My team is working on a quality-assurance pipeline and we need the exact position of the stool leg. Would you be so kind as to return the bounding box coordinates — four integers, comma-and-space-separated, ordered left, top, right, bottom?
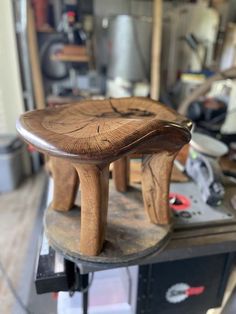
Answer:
113, 157, 130, 192
50, 157, 79, 211
142, 152, 176, 225
74, 163, 110, 256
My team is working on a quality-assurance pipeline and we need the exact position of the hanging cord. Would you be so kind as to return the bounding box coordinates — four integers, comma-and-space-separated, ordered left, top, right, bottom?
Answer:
79, 272, 94, 294
126, 267, 132, 304
69, 271, 94, 296
0, 258, 32, 314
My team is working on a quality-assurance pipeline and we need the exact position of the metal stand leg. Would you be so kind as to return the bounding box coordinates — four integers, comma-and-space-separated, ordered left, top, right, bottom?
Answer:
81, 273, 89, 314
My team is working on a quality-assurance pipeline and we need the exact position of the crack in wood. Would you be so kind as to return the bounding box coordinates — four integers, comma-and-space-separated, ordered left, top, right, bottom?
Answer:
102, 139, 112, 144
64, 123, 90, 134
127, 108, 155, 117
108, 100, 155, 118
109, 99, 120, 114
147, 160, 160, 188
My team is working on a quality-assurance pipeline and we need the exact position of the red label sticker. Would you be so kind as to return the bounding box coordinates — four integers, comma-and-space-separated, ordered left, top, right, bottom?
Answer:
186, 286, 205, 296
166, 283, 205, 303
169, 193, 191, 211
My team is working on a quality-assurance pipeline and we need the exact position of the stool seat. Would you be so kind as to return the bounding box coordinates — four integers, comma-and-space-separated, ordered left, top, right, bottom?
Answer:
17, 97, 191, 162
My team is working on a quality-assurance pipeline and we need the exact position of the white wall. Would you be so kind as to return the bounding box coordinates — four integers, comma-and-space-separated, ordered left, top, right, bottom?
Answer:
0, 0, 24, 134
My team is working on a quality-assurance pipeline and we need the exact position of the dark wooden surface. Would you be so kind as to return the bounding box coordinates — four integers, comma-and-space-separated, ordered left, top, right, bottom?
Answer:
16, 97, 191, 163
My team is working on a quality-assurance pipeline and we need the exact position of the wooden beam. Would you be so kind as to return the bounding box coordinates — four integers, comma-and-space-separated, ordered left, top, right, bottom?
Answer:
150, 0, 162, 100
27, 2, 45, 109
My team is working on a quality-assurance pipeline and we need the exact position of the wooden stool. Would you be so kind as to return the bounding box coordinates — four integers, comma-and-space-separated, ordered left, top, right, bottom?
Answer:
16, 97, 192, 258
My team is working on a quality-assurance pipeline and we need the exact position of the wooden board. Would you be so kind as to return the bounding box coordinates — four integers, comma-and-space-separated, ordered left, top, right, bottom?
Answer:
51, 53, 89, 63
45, 182, 171, 265
151, 0, 162, 100
27, 2, 45, 109
51, 44, 90, 63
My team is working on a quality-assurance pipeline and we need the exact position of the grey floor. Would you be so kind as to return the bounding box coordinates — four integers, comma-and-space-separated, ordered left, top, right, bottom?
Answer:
28, 281, 57, 314
222, 288, 236, 314
10, 173, 57, 314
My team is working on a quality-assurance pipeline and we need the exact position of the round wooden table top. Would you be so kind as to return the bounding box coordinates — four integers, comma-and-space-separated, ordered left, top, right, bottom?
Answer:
16, 97, 192, 162
45, 182, 172, 265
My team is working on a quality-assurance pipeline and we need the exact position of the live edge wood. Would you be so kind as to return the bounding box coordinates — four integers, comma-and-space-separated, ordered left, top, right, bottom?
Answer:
16, 97, 192, 257
16, 97, 191, 162
142, 152, 176, 224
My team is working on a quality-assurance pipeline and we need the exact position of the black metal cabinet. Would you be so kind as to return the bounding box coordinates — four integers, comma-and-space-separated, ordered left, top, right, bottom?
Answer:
137, 253, 235, 314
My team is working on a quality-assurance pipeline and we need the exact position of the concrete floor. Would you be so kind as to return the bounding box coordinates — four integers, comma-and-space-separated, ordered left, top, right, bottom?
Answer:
27, 281, 57, 314
0, 172, 46, 314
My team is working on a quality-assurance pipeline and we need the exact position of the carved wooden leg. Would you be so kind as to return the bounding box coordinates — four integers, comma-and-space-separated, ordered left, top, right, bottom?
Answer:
50, 157, 79, 211
113, 157, 130, 192
142, 152, 176, 225
74, 163, 110, 256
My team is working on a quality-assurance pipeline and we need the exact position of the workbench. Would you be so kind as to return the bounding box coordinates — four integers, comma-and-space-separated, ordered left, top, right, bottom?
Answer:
76, 221, 236, 274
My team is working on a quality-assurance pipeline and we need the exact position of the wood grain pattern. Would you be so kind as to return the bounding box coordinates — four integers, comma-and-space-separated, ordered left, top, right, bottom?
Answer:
151, 0, 162, 100
49, 156, 79, 211
113, 157, 130, 192
17, 97, 192, 256
74, 163, 109, 256
16, 97, 191, 162
142, 152, 177, 225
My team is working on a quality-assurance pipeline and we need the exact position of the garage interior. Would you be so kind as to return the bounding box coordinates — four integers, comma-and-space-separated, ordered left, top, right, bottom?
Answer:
1, 1, 236, 314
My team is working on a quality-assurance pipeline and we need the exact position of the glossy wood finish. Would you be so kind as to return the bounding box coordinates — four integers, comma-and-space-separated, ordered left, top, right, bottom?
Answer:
16, 97, 191, 162
74, 163, 109, 256
17, 97, 192, 257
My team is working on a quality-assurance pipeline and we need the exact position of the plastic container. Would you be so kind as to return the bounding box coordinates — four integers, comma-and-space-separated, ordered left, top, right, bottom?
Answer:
0, 135, 25, 192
